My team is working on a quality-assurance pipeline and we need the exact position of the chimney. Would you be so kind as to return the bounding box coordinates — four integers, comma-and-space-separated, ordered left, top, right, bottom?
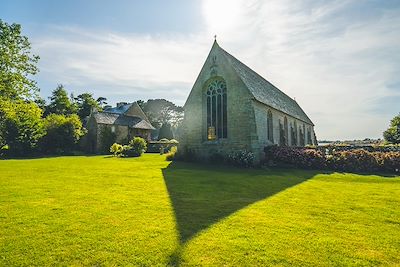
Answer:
116, 102, 128, 108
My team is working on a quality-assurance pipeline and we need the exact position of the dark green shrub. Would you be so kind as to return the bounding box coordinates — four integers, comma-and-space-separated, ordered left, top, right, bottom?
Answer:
227, 150, 255, 168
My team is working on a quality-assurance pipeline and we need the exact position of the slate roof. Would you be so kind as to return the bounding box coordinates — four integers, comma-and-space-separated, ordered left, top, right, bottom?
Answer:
103, 103, 132, 114
219, 44, 314, 125
93, 112, 155, 130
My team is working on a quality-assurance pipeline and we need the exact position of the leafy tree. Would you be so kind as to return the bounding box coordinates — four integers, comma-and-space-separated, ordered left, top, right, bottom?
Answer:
140, 99, 184, 128
0, 99, 44, 155
0, 20, 40, 100
75, 93, 106, 120
383, 113, 400, 144
46, 84, 77, 116
158, 122, 174, 140
96, 97, 107, 109
40, 114, 84, 154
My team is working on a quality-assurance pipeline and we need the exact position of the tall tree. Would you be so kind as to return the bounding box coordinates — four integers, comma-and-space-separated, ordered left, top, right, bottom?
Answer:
75, 93, 106, 120
383, 113, 400, 144
141, 99, 184, 128
46, 84, 76, 116
40, 113, 84, 154
0, 20, 40, 100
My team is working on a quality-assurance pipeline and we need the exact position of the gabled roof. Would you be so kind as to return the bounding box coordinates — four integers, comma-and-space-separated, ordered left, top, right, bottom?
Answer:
215, 42, 314, 125
93, 102, 155, 130
93, 113, 155, 130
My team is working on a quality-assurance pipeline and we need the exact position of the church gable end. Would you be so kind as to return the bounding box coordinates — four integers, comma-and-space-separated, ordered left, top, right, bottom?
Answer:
181, 40, 317, 163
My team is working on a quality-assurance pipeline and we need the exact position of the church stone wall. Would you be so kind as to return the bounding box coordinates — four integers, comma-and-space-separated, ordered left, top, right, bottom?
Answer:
253, 101, 317, 159
181, 46, 258, 161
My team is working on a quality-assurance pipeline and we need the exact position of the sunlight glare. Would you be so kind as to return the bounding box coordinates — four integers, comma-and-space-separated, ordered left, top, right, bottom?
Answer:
202, 0, 241, 34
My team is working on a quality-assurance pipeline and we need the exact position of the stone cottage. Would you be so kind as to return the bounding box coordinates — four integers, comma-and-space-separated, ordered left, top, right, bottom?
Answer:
180, 40, 317, 162
86, 102, 155, 152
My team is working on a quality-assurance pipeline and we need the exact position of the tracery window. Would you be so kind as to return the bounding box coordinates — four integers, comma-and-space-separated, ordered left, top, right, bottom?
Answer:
267, 110, 273, 142
206, 79, 227, 140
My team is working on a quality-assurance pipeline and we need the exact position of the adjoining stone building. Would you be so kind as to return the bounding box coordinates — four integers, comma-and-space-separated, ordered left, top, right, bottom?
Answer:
86, 102, 155, 153
180, 40, 317, 162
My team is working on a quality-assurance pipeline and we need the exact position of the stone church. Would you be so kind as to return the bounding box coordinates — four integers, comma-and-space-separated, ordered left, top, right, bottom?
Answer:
180, 40, 317, 162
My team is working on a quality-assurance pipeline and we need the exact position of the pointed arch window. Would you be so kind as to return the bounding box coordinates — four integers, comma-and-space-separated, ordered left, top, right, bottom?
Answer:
284, 116, 288, 146
267, 110, 273, 142
206, 79, 227, 140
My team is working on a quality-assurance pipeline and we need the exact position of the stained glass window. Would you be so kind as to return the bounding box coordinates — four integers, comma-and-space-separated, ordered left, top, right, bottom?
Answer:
206, 79, 227, 139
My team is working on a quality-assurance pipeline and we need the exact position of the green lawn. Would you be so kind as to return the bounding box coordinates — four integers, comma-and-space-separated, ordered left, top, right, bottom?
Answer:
0, 155, 399, 266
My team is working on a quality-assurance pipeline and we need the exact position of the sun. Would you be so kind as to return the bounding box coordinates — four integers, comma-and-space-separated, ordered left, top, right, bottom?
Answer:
202, 0, 241, 34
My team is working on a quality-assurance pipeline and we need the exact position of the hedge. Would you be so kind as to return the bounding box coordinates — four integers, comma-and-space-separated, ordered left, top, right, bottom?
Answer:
264, 146, 400, 173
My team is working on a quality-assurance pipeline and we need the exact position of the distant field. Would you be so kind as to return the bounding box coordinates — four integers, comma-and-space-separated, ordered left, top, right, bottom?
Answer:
0, 155, 399, 266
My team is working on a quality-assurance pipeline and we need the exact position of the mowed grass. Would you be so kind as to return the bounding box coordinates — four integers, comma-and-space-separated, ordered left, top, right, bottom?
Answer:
0, 155, 399, 266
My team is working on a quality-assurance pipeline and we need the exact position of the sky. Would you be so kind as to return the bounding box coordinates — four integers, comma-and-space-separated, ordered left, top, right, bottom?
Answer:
1, 0, 400, 140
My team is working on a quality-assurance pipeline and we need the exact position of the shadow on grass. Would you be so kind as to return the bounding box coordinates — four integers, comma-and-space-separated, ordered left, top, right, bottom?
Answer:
162, 161, 321, 265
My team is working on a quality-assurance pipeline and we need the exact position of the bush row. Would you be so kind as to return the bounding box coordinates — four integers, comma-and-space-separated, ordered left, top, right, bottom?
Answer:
265, 146, 400, 173
169, 147, 255, 168
316, 144, 400, 153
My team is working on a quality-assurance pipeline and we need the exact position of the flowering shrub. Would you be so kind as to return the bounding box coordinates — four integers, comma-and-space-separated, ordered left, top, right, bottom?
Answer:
227, 150, 255, 168
265, 146, 400, 173
265, 146, 325, 169
109, 143, 123, 157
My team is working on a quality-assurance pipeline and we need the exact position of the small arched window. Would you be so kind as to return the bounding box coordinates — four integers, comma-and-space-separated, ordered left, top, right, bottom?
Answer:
267, 110, 273, 142
206, 79, 227, 140
299, 125, 305, 146
293, 121, 298, 146
307, 127, 312, 145
284, 116, 288, 146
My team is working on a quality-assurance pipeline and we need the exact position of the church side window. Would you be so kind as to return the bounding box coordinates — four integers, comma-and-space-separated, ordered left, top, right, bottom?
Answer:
284, 116, 288, 146
267, 110, 273, 142
299, 125, 305, 146
206, 79, 227, 140
307, 127, 312, 145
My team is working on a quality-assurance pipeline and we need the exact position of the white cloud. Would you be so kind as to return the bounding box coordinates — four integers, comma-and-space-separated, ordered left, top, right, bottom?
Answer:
32, 0, 400, 140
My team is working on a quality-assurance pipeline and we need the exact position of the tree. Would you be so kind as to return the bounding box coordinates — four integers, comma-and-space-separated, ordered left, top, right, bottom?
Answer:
158, 122, 174, 140
0, 99, 44, 155
40, 114, 84, 154
75, 93, 106, 120
140, 99, 184, 128
96, 97, 107, 109
383, 113, 400, 144
0, 20, 40, 100
46, 84, 76, 116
